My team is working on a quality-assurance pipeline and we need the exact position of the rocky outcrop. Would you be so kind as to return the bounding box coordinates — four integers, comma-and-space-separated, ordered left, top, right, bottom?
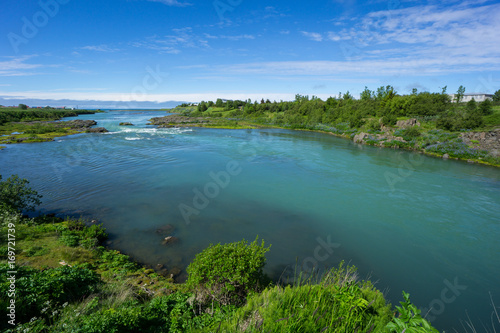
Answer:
461, 128, 500, 157
119, 122, 134, 126
148, 115, 211, 127
353, 132, 369, 143
396, 118, 420, 128
86, 127, 109, 133
353, 132, 406, 145
55, 120, 97, 129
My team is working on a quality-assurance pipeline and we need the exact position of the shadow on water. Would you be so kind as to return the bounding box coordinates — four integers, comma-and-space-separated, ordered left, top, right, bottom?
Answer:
88, 184, 349, 284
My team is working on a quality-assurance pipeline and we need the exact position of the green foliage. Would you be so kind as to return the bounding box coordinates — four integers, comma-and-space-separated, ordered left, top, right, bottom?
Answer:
187, 237, 270, 306
382, 114, 397, 126
402, 127, 421, 141
59, 230, 81, 247
478, 99, 493, 115
18, 103, 28, 110
466, 99, 477, 112
0, 174, 42, 212
455, 85, 466, 103
385, 291, 439, 332
214, 262, 393, 333
0, 264, 100, 326
493, 89, 500, 102
366, 119, 381, 131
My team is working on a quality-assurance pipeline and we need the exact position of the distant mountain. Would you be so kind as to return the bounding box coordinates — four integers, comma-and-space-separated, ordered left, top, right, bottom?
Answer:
0, 97, 184, 109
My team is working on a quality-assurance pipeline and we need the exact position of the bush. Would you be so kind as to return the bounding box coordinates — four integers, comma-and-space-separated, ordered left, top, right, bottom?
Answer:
366, 119, 381, 131
479, 100, 493, 116
0, 174, 42, 212
381, 114, 397, 126
402, 127, 421, 140
187, 237, 270, 306
0, 264, 100, 325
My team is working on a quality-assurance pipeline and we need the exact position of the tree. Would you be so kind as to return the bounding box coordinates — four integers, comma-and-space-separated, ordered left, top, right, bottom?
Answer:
0, 174, 42, 212
360, 86, 374, 101
455, 85, 465, 103
466, 98, 477, 113
215, 98, 223, 107
478, 99, 493, 115
18, 103, 28, 110
493, 89, 500, 103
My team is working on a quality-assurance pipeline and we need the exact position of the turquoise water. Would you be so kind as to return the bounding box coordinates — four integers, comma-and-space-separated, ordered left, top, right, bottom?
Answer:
1, 111, 499, 331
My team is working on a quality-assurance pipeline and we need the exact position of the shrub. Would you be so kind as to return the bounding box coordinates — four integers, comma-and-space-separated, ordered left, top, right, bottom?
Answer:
0, 264, 100, 325
59, 231, 81, 247
478, 100, 493, 115
187, 237, 270, 306
366, 119, 381, 131
381, 114, 397, 126
0, 174, 42, 212
385, 292, 438, 332
402, 127, 421, 140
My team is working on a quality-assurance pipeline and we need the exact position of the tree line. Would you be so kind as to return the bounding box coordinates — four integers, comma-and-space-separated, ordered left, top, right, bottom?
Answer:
191, 86, 499, 131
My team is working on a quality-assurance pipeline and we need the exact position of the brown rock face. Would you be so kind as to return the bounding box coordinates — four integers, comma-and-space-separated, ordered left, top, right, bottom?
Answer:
396, 118, 421, 128
461, 129, 500, 157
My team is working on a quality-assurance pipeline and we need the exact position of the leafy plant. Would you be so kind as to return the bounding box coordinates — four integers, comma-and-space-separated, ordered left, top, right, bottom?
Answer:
0, 174, 42, 212
187, 237, 271, 306
385, 291, 439, 332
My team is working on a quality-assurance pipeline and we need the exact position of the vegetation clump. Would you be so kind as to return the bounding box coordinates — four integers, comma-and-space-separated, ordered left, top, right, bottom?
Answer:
187, 237, 270, 306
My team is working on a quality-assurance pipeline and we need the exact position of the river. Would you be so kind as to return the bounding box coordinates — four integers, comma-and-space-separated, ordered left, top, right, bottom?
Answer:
1, 110, 499, 331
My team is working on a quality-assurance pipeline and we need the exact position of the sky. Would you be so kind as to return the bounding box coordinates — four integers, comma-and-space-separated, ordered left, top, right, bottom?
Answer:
1, 0, 500, 108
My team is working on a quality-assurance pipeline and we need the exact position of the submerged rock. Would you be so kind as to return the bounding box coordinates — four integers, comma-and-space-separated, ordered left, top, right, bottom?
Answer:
155, 224, 175, 235
162, 236, 179, 246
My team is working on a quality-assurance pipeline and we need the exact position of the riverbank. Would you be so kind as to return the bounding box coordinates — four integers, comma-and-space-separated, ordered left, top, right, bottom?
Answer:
149, 114, 500, 167
0, 119, 108, 148
0, 205, 439, 332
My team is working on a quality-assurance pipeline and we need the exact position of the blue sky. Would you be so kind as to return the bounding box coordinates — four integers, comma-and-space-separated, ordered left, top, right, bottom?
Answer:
1, 0, 499, 107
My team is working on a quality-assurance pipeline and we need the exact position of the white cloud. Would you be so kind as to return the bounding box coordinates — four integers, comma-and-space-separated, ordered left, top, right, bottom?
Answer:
132, 28, 210, 54
0, 91, 297, 103
301, 31, 324, 42
0, 56, 42, 76
144, 0, 192, 7
298, 2, 500, 74
218, 57, 500, 77
80, 45, 120, 52
203, 34, 255, 41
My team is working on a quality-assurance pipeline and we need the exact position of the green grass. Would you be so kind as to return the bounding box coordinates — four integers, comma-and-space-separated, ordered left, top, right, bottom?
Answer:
210, 264, 393, 333
483, 105, 500, 127
0, 207, 442, 332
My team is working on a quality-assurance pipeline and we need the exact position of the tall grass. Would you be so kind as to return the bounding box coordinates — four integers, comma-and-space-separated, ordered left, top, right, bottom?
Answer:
210, 262, 392, 333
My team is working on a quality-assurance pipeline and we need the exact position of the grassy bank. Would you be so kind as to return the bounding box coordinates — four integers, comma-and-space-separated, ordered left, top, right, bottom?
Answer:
158, 92, 500, 167
0, 175, 442, 332
0, 107, 101, 149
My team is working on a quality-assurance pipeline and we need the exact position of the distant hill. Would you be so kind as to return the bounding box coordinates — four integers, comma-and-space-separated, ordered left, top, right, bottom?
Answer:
0, 97, 184, 109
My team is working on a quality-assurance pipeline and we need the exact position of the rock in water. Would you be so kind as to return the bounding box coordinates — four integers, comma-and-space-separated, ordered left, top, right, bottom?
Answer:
162, 236, 179, 246
86, 127, 109, 133
155, 224, 175, 235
